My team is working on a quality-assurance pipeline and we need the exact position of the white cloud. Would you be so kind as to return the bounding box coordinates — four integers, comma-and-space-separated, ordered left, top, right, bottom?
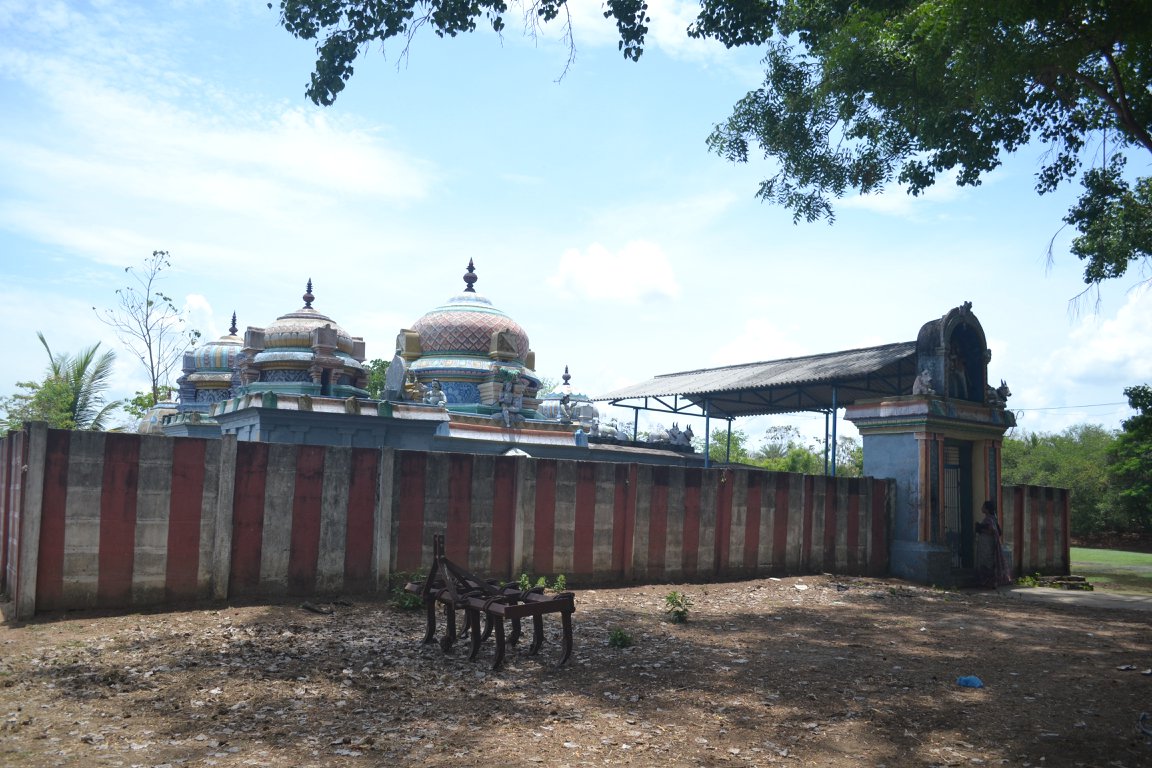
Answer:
1054, 288, 1152, 385
1008, 287, 1152, 433
644, 0, 736, 62
546, 240, 681, 302
0, 3, 437, 278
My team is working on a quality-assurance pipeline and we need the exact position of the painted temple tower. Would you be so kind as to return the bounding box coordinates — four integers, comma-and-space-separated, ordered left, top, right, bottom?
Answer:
163, 265, 664, 457
536, 366, 599, 428
398, 260, 542, 419
236, 281, 368, 399
176, 312, 243, 411
156, 313, 244, 436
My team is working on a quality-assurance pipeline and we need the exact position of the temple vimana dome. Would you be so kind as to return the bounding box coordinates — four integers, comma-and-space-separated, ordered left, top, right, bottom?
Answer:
175, 312, 243, 410
400, 258, 542, 415
237, 280, 368, 399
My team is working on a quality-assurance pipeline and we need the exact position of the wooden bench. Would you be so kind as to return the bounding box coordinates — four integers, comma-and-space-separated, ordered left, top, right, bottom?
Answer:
404, 535, 575, 670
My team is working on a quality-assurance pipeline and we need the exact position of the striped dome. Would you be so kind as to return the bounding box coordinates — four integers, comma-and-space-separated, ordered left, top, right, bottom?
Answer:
192, 328, 241, 372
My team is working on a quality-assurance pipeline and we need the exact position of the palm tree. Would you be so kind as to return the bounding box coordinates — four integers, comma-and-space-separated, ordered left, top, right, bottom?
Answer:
34, 332, 120, 430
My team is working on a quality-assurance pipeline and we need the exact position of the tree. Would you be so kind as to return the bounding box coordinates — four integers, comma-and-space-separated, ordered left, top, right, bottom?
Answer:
1001, 423, 1118, 536
1107, 385, 1152, 533
275, 1, 1152, 286
702, 425, 753, 464
364, 358, 391, 399
834, 435, 864, 477
0, 375, 76, 431
0, 333, 120, 431
121, 386, 178, 422
754, 425, 826, 474
94, 251, 199, 411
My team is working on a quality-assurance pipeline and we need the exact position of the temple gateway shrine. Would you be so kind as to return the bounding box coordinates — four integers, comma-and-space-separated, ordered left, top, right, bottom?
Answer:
596, 301, 1017, 587
161, 262, 1017, 586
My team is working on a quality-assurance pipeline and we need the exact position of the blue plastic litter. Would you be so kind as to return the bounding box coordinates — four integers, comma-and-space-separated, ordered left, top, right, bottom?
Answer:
956, 675, 984, 688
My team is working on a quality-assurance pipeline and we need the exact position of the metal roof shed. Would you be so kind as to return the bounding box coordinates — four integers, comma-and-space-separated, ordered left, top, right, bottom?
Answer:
593, 341, 919, 471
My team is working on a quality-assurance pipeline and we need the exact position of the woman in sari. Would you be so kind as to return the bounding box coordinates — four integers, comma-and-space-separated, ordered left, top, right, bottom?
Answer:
975, 500, 1011, 587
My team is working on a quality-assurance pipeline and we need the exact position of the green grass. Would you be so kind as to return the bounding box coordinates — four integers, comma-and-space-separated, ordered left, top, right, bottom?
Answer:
1070, 547, 1152, 595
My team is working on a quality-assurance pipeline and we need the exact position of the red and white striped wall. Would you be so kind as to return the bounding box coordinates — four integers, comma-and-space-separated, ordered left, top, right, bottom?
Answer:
28, 430, 225, 612
0, 424, 1064, 619
228, 442, 382, 598
1003, 484, 1070, 577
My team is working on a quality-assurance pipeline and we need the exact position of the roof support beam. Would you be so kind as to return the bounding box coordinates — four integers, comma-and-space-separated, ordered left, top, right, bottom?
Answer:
703, 396, 711, 469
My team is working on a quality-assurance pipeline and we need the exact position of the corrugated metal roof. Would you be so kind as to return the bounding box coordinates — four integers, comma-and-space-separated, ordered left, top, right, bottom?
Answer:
593, 341, 918, 418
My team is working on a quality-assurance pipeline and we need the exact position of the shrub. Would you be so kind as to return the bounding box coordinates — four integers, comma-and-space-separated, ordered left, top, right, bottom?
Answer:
664, 591, 692, 623
608, 628, 634, 648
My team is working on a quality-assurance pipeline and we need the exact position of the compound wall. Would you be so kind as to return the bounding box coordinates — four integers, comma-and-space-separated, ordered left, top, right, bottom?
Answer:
1, 424, 1065, 619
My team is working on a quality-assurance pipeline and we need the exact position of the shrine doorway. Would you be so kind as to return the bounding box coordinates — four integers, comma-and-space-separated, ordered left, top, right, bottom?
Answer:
943, 441, 975, 570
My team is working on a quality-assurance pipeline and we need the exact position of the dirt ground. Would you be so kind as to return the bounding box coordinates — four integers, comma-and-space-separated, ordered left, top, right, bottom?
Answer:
2, 574, 1151, 768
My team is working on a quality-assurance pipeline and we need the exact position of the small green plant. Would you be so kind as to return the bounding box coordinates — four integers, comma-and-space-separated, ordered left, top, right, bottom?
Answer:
664, 591, 692, 623
517, 573, 568, 592
389, 571, 425, 610
608, 628, 634, 648
1016, 572, 1042, 588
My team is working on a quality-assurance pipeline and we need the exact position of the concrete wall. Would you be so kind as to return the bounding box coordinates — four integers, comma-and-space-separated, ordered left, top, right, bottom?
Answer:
0, 425, 1069, 619
1002, 483, 1071, 577
2, 425, 900, 618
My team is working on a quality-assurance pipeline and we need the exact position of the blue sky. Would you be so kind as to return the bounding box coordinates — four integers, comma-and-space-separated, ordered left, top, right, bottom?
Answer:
1, 0, 1149, 446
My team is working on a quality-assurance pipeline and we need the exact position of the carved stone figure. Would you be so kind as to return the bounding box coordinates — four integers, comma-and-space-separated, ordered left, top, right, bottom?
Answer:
912, 369, 935, 396
557, 393, 574, 423
986, 379, 1012, 408
383, 353, 407, 400
591, 418, 627, 441
646, 422, 694, 448
497, 377, 523, 427
404, 371, 425, 402
423, 379, 447, 407
998, 379, 1011, 402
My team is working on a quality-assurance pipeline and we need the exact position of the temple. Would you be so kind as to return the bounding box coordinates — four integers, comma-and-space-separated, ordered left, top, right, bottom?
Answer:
160, 262, 698, 463
155, 266, 1024, 585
